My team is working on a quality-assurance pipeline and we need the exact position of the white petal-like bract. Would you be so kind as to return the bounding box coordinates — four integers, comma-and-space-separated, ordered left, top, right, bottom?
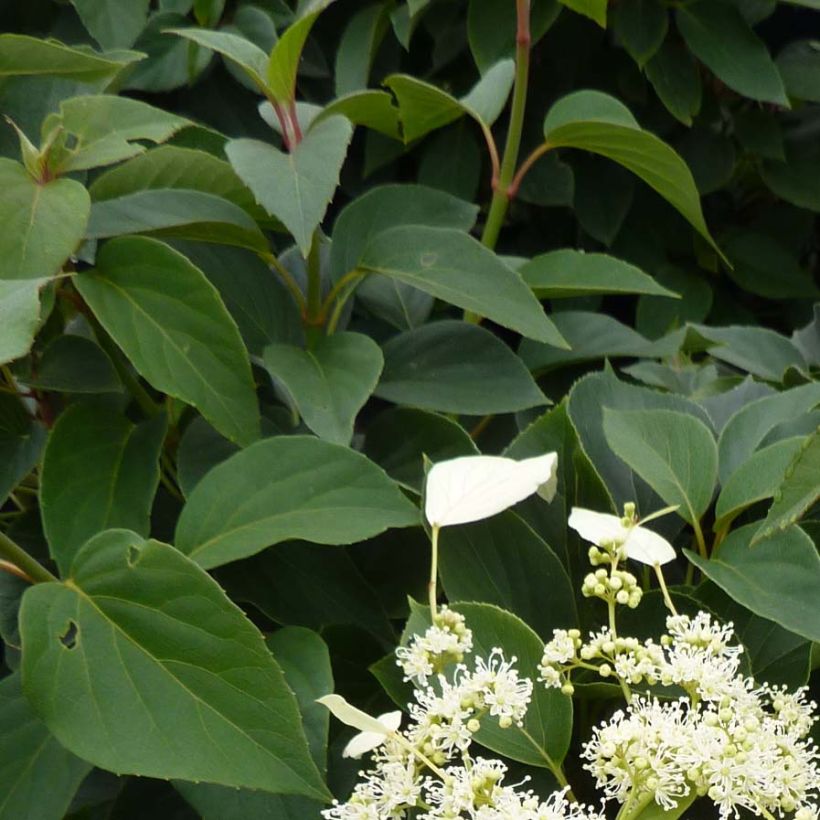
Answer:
342, 711, 402, 759
424, 453, 558, 528
568, 507, 676, 566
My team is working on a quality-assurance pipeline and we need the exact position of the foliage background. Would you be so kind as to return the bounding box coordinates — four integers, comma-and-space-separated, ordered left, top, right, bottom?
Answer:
0, 0, 818, 817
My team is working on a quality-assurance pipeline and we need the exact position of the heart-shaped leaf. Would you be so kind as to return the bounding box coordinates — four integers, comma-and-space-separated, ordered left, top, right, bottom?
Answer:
263, 332, 383, 445
20, 530, 329, 798
226, 116, 353, 256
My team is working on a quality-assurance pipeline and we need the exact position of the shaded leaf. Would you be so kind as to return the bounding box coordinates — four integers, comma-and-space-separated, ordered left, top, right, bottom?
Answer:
0, 279, 48, 365
0, 394, 45, 505
22, 335, 121, 393
175, 435, 419, 569
70, 0, 150, 50
646, 42, 702, 126
376, 321, 547, 415
40, 402, 166, 574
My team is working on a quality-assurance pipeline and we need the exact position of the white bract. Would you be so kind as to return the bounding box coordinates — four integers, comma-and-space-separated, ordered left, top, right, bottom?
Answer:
316, 695, 402, 758
568, 507, 676, 566
424, 453, 558, 528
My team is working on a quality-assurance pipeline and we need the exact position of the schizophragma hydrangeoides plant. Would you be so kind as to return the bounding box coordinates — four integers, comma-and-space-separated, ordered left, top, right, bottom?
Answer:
0, 0, 819, 816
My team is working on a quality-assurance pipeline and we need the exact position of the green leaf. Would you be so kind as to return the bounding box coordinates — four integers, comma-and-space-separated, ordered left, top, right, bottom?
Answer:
89, 145, 267, 223
717, 382, 820, 483
0, 279, 48, 365
364, 408, 478, 492
266, 3, 332, 104
19, 530, 329, 798
646, 42, 702, 126
175, 627, 332, 819
0, 159, 90, 281
567, 370, 714, 513
687, 524, 820, 642
177, 417, 239, 497
777, 40, 820, 103
542, 91, 720, 255
219, 542, 394, 644
0, 34, 139, 82
559, 0, 607, 27
0, 394, 45, 506
521, 249, 677, 298
0, 674, 92, 820
70, 0, 150, 49
440, 512, 577, 641
635, 266, 712, 340
86, 190, 268, 252
167, 28, 269, 91
226, 116, 353, 257
752, 428, 820, 544
49, 95, 190, 173
633, 793, 697, 820
334, 3, 390, 96
22, 335, 121, 393
316, 90, 402, 139
175, 435, 419, 569
603, 407, 717, 525
40, 402, 166, 575
676, 2, 788, 105
762, 152, 820, 212
375, 321, 547, 414
519, 312, 660, 373
419, 122, 482, 202
714, 437, 806, 532
611, 0, 668, 66
467, 0, 560, 72
358, 226, 567, 346
263, 332, 383, 445
691, 323, 807, 382
75, 236, 260, 447
170, 241, 303, 357
723, 231, 819, 299
385, 59, 514, 143
452, 602, 572, 768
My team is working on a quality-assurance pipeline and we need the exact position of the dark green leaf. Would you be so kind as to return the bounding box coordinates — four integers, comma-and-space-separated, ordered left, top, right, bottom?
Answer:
0, 159, 89, 280
334, 3, 390, 96
364, 408, 478, 492
70, 0, 150, 49
375, 320, 548, 414
611, 0, 668, 66
20, 530, 329, 798
687, 523, 820, 642
359, 226, 567, 346
777, 40, 820, 102
543, 91, 720, 255
559, 0, 607, 27
676, 2, 787, 105
646, 42, 702, 126
175, 435, 419, 569
0, 394, 45, 506
75, 237, 260, 447
22, 335, 121, 393
440, 512, 577, 640
0, 674, 92, 820
226, 116, 353, 257
762, 152, 820, 212
263, 332, 383, 445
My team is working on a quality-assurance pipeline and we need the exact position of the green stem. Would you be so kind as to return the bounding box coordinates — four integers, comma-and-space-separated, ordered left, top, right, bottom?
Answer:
692, 518, 708, 559
263, 252, 307, 312
428, 525, 440, 618
479, 0, 531, 252
653, 563, 679, 616
320, 270, 365, 320
0, 529, 57, 584
92, 319, 160, 418
305, 231, 324, 346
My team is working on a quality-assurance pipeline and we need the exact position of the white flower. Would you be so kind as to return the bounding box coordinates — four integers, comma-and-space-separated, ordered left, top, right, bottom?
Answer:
424, 453, 558, 528
316, 695, 402, 759
568, 507, 676, 566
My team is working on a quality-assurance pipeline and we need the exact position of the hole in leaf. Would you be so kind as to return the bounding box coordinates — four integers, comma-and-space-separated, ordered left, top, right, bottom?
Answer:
59, 621, 79, 650
127, 543, 141, 567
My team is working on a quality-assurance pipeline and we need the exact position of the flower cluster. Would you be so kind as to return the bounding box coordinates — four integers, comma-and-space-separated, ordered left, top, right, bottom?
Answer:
574, 613, 820, 819
323, 618, 604, 819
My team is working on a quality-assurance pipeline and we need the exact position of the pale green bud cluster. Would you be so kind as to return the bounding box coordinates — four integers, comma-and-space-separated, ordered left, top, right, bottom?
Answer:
581, 566, 642, 608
